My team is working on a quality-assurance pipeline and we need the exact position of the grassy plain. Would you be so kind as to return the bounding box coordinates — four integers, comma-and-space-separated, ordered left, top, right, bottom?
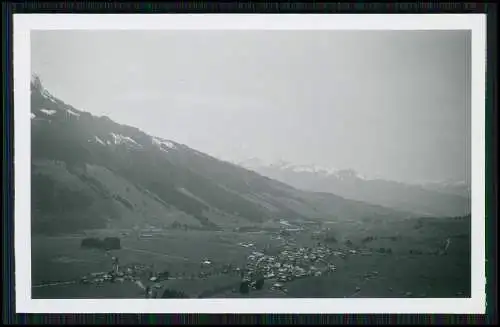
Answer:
31, 217, 470, 299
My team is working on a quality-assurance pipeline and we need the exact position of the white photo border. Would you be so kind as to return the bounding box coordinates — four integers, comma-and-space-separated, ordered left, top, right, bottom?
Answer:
13, 14, 486, 314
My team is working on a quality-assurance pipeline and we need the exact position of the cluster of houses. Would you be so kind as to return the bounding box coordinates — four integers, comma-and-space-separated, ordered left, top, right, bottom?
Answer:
73, 223, 355, 296
241, 245, 339, 290
79, 261, 162, 286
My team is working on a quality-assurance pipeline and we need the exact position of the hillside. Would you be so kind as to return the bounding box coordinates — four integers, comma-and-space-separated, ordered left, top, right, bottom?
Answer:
30, 75, 412, 235
238, 160, 471, 218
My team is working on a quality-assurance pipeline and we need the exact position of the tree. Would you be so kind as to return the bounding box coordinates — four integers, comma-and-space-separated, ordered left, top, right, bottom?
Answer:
255, 278, 265, 290
161, 289, 190, 298
239, 281, 249, 294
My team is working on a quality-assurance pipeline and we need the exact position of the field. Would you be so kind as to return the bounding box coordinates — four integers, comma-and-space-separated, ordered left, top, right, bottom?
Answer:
285, 253, 470, 298
31, 230, 282, 298
31, 217, 471, 299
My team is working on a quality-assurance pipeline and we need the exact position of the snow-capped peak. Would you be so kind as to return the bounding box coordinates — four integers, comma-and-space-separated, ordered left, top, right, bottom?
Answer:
31, 73, 59, 104
152, 137, 176, 153
333, 169, 368, 181
286, 164, 339, 175
31, 73, 42, 89
238, 158, 370, 180
240, 159, 337, 175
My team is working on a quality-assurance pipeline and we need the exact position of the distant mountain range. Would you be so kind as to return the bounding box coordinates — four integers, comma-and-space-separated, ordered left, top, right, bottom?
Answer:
238, 158, 471, 218
417, 181, 471, 199
30, 74, 414, 235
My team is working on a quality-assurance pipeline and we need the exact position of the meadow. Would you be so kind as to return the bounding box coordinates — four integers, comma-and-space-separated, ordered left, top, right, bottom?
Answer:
31, 216, 471, 299
31, 229, 281, 298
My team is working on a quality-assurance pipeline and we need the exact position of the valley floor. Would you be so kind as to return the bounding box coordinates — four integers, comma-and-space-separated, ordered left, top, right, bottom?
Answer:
31, 219, 471, 299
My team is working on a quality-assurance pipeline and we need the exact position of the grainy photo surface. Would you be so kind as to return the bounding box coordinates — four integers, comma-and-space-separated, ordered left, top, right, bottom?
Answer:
14, 14, 486, 314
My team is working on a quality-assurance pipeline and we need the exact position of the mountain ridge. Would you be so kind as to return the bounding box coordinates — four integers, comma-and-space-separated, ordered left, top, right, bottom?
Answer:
237, 158, 469, 187
238, 159, 471, 217
31, 74, 416, 235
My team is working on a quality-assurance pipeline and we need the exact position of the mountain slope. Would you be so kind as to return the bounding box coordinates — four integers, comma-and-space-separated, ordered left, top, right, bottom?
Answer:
30, 75, 412, 234
420, 181, 471, 199
239, 160, 471, 218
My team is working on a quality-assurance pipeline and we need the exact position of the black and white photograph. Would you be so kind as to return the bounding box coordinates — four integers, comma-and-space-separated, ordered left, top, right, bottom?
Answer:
14, 14, 486, 314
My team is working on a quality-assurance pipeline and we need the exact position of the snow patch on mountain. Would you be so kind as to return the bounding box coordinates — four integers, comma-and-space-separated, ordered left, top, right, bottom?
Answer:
94, 136, 106, 146
31, 113, 36, 120
152, 137, 176, 153
109, 132, 142, 148
67, 109, 80, 117
41, 89, 57, 103
333, 169, 369, 181
40, 109, 57, 116
287, 164, 340, 175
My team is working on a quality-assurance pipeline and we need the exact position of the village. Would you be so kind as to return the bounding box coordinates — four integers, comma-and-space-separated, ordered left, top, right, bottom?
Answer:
240, 244, 339, 293
72, 241, 346, 297
34, 220, 363, 298
33, 217, 458, 298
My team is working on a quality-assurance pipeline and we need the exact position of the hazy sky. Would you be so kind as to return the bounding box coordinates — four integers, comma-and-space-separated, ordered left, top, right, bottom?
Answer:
31, 30, 471, 184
